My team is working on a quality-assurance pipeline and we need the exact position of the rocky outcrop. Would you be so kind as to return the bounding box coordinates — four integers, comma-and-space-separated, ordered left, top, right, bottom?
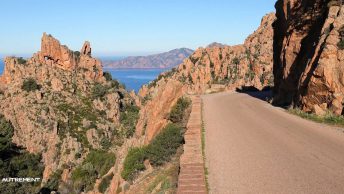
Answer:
273, 0, 344, 115
136, 13, 276, 143
0, 33, 137, 193
103, 48, 194, 69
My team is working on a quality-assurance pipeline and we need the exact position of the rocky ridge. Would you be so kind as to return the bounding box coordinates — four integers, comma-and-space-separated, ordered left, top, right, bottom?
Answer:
136, 13, 276, 143
0, 33, 138, 193
273, 0, 344, 115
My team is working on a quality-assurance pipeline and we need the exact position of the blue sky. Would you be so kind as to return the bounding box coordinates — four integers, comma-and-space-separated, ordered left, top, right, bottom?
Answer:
0, 0, 276, 57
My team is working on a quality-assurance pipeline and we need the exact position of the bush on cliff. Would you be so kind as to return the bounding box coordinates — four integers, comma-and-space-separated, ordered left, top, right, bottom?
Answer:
71, 150, 116, 192
103, 71, 112, 81
121, 124, 184, 181
338, 40, 344, 50
338, 25, 344, 50
17, 57, 27, 64
92, 83, 107, 99
121, 147, 147, 181
120, 104, 140, 138
0, 115, 44, 194
22, 78, 40, 92
145, 123, 184, 166
99, 173, 114, 193
168, 97, 191, 123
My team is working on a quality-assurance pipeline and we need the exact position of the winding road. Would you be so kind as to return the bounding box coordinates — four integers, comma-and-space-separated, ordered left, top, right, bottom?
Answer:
202, 91, 344, 194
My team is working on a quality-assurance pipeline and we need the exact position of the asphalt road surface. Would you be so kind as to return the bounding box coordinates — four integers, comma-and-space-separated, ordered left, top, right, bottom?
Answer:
202, 91, 344, 194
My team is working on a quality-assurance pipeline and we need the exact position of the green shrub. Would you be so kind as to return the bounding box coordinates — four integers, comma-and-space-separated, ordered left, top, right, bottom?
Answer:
92, 83, 107, 99
121, 147, 147, 181
84, 150, 116, 176
99, 173, 114, 193
74, 51, 81, 58
120, 104, 140, 138
110, 79, 120, 88
71, 150, 116, 192
168, 97, 191, 123
100, 137, 112, 150
22, 78, 40, 92
0, 116, 44, 194
145, 123, 184, 166
338, 40, 344, 50
71, 163, 97, 192
17, 57, 27, 64
232, 57, 240, 65
0, 115, 15, 153
103, 72, 112, 81
42, 169, 63, 192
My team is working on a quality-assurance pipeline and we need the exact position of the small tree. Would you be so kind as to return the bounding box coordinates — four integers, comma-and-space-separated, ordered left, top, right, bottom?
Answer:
22, 78, 40, 92
103, 72, 112, 81
92, 83, 107, 99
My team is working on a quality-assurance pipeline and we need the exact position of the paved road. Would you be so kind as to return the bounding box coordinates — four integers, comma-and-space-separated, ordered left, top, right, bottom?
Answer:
202, 92, 344, 194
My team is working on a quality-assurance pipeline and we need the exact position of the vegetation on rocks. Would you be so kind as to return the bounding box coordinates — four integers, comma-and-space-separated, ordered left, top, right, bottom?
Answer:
121, 97, 191, 181
288, 108, 344, 127
17, 57, 27, 64
22, 78, 40, 92
99, 173, 114, 193
92, 83, 107, 99
120, 104, 140, 138
338, 26, 344, 50
168, 97, 191, 123
71, 150, 116, 192
121, 147, 147, 181
0, 115, 44, 194
145, 123, 184, 166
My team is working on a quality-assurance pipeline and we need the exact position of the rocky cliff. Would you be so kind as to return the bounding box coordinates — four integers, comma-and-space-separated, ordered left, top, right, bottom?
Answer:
103, 48, 194, 69
0, 33, 138, 193
136, 13, 276, 143
273, 0, 344, 115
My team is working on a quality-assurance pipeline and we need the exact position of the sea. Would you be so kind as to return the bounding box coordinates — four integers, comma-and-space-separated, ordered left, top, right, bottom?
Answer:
0, 58, 166, 93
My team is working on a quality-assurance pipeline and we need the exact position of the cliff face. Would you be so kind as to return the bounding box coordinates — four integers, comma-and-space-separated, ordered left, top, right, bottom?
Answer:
136, 13, 276, 143
103, 48, 194, 69
0, 33, 137, 192
273, 0, 344, 115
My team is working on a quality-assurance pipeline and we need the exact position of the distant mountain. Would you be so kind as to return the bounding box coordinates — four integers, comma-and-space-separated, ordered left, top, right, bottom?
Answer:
103, 48, 194, 69
207, 42, 227, 48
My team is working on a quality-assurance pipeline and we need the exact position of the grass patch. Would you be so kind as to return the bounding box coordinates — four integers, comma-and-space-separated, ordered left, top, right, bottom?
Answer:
201, 100, 210, 192
288, 108, 344, 127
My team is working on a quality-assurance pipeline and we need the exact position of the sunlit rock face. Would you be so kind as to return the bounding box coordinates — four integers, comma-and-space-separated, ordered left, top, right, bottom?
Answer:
273, 0, 344, 115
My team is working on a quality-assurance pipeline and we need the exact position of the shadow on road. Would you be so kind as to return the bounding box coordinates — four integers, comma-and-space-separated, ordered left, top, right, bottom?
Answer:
235, 86, 273, 102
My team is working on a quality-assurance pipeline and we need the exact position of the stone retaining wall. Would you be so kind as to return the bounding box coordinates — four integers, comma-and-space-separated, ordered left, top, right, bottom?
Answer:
177, 96, 207, 194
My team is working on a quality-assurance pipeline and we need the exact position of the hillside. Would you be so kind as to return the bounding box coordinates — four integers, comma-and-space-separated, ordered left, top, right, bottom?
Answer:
0, 33, 139, 193
103, 48, 194, 69
136, 12, 275, 144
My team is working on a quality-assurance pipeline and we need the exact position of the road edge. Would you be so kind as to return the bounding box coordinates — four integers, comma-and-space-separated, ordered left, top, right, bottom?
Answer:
177, 96, 208, 194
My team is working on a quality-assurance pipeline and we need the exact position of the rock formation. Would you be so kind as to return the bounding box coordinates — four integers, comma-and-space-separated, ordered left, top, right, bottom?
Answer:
0, 33, 137, 193
136, 13, 276, 143
273, 0, 344, 115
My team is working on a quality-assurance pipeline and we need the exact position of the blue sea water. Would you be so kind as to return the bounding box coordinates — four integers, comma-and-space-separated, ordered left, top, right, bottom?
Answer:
105, 68, 167, 92
0, 59, 165, 92
0, 59, 3, 75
